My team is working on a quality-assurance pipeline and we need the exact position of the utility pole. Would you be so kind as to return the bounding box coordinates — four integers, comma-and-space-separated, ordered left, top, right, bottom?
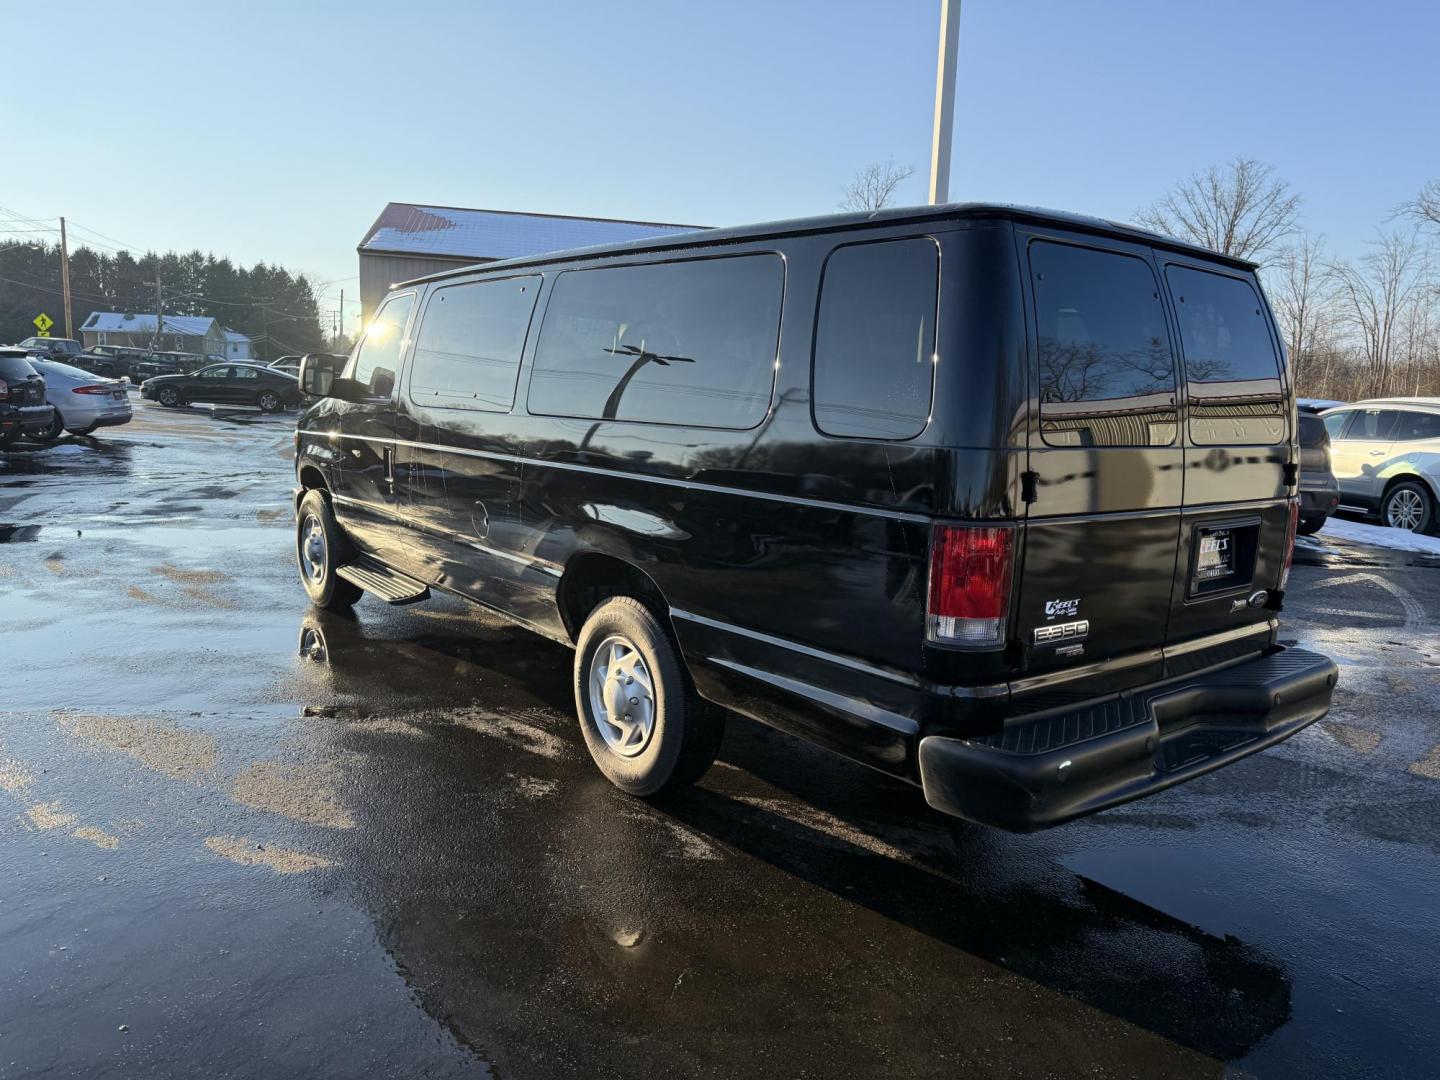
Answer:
144, 277, 163, 352
338, 288, 344, 349
59, 217, 74, 339
927, 0, 961, 205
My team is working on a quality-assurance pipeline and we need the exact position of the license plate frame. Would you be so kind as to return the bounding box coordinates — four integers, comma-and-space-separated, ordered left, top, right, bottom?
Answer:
1188, 517, 1261, 598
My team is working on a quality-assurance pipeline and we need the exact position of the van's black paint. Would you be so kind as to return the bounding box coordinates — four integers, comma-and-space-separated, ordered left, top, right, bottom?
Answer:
295, 203, 1336, 830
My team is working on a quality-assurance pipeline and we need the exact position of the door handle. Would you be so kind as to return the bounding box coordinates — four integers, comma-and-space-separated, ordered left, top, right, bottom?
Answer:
383, 446, 396, 482
1369, 450, 1385, 456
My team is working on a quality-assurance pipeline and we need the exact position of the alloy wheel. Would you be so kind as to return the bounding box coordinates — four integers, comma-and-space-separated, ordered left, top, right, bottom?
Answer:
1386, 489, 1424, 531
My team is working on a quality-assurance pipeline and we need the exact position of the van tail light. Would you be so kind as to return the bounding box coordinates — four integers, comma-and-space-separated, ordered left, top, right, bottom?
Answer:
927, 523, 1015, 648
1280, 498, 1299, 590
71, 384, 115, 395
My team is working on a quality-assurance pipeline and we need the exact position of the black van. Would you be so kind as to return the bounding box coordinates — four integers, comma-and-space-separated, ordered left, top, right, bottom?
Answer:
292, 203, 1336, 831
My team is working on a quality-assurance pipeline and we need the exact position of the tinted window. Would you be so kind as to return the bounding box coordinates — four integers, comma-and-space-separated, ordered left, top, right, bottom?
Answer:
812, 238, 937, 439
529, 255, 783, 429
0, 355, 38, 380
1391, 410, 1440, 441
1322, 411, 1351, 440
1337, 408, 1398, 441
234, 366, 258, 380
352, 293, 415, 394
1297, 413, 1329, 449
1032, 242, 1177, 447
409, 276, 539, 412
1165, 266, 1283, 446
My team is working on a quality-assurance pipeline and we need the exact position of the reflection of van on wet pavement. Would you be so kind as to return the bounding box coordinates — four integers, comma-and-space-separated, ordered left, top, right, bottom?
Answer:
290, 203, 1337, 832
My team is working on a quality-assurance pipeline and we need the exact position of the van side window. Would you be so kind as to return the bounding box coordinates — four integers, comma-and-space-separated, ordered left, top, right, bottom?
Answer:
812, 238, 937, 440
352, 293, 415, 395
1165, 266, 1284, 446
1031, 242, 1177, 447
408, 276, 540, 412
528, 255, 783, 429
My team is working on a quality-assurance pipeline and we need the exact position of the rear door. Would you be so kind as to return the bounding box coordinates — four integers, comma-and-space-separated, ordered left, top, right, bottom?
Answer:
1160, 260, 1290, 660
1328, 407, 1397, 504
1015, 233, 1183, 691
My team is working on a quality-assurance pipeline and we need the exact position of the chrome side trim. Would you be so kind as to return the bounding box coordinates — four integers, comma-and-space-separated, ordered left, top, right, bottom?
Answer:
1163, 619, 1274, 658
670, 608, 922, 688
706, 656, 919, 736
331, 431, 930, 524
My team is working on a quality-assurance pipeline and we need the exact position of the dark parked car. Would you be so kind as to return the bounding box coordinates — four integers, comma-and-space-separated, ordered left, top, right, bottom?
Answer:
76, 344, 150, 379
142, 362, 303, 412
14, 336, 83, 362
1297, 412, 1339, 535
291, 202, 1337, 832
133, 350, 207, 380
0, 348, 55, 446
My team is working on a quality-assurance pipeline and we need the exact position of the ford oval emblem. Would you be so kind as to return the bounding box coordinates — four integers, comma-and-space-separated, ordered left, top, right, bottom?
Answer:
1247, 590, 1269, 608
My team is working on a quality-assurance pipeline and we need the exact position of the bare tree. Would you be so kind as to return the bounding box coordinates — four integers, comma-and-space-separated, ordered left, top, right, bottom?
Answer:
1136, 158, 1300, 265
1267, 234, 1334, 391
1327, 231, 1431, 398
840, 159, 916, 212
1401, 178, 1440, 231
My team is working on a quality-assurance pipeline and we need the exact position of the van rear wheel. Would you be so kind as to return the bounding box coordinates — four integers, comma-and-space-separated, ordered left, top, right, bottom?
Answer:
573, 597, 723, 797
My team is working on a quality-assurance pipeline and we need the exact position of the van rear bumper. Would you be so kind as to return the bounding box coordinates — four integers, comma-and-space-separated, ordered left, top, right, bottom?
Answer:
918, 646, 1337, 832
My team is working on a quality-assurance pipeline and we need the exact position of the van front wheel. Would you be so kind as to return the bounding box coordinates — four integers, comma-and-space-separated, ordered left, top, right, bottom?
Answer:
296, 489, 363, 610
574, 597, 723, 797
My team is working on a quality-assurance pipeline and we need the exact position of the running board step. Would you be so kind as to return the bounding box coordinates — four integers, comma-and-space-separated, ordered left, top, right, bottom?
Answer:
336, 555, 430, 605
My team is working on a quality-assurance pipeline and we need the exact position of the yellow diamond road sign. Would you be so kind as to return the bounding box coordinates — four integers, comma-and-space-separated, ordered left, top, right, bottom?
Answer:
33, 313, 54, 333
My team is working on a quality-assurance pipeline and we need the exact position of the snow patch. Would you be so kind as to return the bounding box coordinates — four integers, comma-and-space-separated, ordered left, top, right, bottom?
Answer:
1319, 516, 1440, 555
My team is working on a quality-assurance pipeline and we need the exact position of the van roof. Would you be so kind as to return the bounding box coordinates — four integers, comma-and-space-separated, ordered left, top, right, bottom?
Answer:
392, 202, 1258, 291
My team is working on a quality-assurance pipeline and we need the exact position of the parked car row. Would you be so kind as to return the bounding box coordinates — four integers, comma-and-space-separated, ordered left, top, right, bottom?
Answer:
0, 347, 132, 445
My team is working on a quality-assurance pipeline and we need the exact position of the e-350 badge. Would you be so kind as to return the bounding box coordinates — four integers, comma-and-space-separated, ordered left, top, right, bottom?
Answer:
1035, 619, 1089, 645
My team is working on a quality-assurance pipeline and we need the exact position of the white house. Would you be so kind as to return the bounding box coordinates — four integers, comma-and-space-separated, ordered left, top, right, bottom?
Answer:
223, 328, 253, 359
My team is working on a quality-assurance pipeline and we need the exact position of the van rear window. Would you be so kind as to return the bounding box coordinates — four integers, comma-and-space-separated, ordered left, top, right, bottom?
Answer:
1165, 266, 1283, 446
528, 255, 783, 429
812, 238, 937, 440
1031, 242, 1178, 448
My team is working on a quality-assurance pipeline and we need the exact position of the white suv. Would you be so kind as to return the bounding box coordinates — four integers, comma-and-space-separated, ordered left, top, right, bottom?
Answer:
1320, 398, 1440, 532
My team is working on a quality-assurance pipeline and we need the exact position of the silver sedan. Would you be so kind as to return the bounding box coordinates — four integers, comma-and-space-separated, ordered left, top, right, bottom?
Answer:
27, 358, 133, 439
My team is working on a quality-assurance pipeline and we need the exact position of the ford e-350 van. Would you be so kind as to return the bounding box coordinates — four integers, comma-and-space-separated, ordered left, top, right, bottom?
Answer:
292, 203, 1336, 831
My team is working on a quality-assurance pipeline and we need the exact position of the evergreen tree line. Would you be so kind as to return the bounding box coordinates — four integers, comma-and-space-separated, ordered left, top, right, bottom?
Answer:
0, 241, 326, 360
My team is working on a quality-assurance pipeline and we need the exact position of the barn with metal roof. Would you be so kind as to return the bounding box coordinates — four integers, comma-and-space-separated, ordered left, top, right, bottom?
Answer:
356, 203, 705, 319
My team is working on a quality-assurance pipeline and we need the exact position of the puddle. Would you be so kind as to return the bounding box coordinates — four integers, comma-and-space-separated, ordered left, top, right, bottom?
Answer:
0, 524, 41, 543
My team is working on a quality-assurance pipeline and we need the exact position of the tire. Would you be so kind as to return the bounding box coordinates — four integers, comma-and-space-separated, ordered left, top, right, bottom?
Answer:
257, 390, 281, 413
156, 385, 182, 407
296, 489, 363, 610
1382, 480, 1436, 534
0, 428, 19, 448
573, 596, 724, 797
1296, 516, 1325, 536
34, 409, 65, 442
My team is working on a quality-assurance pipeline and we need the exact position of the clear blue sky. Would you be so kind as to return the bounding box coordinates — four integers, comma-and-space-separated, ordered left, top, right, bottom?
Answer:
6, 0, 1438, 333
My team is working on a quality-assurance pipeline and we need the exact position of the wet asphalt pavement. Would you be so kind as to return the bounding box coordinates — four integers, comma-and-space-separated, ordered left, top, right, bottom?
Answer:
2, 401, 1439, 1079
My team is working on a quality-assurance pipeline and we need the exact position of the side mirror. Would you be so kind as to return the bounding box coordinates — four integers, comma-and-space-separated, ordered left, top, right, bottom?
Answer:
299, 352, 344, 398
